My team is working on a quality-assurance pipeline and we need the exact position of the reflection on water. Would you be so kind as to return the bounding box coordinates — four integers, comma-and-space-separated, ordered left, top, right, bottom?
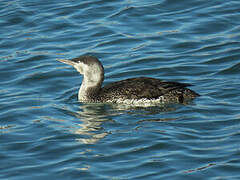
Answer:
66, 102, 184, 144
1, 0, 240, 179
72, 104, 110, 144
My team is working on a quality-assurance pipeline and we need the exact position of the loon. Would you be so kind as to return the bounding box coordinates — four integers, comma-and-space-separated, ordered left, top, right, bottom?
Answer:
58, 55, 199, 105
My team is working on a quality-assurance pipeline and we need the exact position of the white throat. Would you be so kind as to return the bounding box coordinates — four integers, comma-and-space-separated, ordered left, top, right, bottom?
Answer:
78, 78, 99, 101
75, 62, 104, 101
78, 79, 89, 101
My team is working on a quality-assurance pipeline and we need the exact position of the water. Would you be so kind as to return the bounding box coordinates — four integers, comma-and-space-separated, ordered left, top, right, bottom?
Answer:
1, 0, 240, 179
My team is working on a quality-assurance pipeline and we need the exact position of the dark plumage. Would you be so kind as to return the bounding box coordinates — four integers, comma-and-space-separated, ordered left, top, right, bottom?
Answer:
58, 56, 199, 105
99, 77, 199, 103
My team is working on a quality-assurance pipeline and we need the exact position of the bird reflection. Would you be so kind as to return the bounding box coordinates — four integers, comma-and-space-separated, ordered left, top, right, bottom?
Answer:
71, 103, 111, 144
67, 102, 181, 144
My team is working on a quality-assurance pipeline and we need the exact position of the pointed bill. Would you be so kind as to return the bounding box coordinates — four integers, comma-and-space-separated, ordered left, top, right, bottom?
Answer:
57, 59, 76, 66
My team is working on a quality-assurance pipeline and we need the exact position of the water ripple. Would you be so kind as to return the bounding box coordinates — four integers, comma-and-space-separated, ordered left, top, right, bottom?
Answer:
1, 0, 240, 179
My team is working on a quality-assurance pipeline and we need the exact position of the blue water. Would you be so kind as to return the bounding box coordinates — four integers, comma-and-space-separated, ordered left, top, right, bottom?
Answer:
1, 0, 240, 179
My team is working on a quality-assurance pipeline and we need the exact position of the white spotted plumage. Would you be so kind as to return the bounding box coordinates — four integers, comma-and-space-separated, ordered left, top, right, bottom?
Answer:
58, 56, 199, 105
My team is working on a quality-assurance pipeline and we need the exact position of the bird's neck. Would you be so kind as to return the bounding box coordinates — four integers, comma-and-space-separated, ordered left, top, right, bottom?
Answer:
78, 76, 103, 102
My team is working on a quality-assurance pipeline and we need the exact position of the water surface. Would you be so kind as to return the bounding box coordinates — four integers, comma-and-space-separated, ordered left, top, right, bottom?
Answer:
1, 0, 240, 179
